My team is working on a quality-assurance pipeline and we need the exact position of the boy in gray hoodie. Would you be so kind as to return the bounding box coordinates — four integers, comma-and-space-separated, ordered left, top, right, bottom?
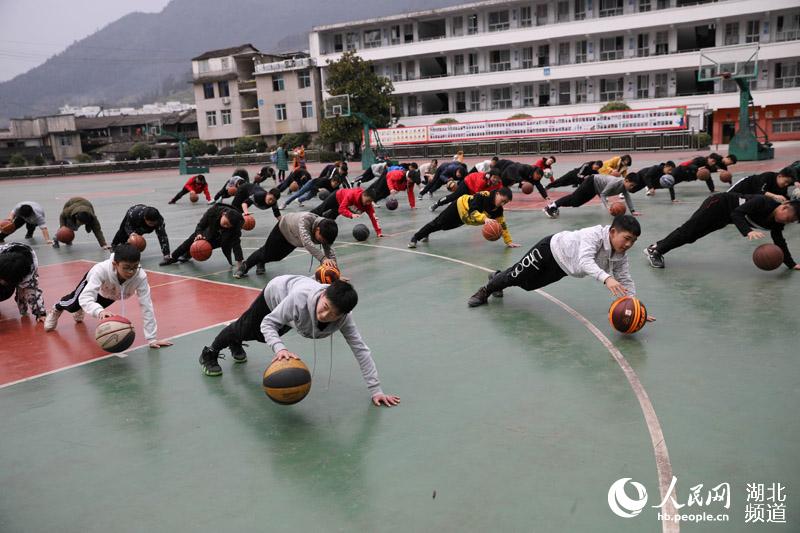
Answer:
543, 173, 642, 218
200, 275, 400, 407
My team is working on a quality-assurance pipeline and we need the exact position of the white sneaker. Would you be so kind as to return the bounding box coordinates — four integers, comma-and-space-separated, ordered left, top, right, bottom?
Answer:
44, 308, 62, 331
279, 202, 287, 210
73, 309, 85, 323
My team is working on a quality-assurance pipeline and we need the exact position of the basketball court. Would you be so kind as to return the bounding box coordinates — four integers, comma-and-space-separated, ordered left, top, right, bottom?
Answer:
1, 146, 798, 532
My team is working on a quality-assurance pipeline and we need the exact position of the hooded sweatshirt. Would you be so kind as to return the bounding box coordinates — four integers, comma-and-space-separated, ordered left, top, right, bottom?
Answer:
59, 197, 106, 246
590, 174, 636, 213
259, 275, 383, 396
277, 212, 336, 263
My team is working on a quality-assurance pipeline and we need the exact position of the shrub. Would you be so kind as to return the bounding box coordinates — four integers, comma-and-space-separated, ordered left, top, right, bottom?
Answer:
508, 113, 533, 119
233, 137, 258, 154
75, 153, 93, 163
32, 154, 46, 166
128, 143, 152, 160
187, 138, 208, 157
218, 146, 235, 156
8, 153, 27, 167
278, 132, 311, 149
599, 101, 631, 112
205, 143, 218, 155
434, 118, 459, 124
694, 132, 712, 148
255, 141, 268, 153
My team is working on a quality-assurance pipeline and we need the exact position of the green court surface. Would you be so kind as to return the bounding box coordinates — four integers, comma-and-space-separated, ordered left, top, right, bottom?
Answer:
0, 153, 798, 532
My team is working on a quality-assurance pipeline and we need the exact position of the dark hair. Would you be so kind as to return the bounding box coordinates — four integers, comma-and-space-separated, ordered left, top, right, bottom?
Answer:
407, 169, 421, 185
222, 208, 243, 228
17, 204, 33, 217
532, 166, 543, 176
325, 280, 358, 315
361, 188, 375, 200
195, 174, 206, 185
786, 200, 800, 222
113, 243, 141, 263
408, 162, 419, 170
0, 250, 31, 285
233, 168, 249, 181
621, 155, 632, 166
487, 168, 501, 177
75, 211, 93, 226
611, 214, 641, 236
491, 156, 499, 163
778, 166, 798, 181
143, 207, 162, 224
267, 187, 280, 201
252, 188, 268, 208
664, 160, 676, 168
726, 154, 738, 164
547, 156, 557, 163
316, 218, 338, 244
593, 160, 603, 167
624, 172, 646, 193
497, 187, 513, 201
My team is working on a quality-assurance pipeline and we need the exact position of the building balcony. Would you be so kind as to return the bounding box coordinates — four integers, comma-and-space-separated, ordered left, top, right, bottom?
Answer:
193, 67, 239, 83
238, 80, 257, 92
241, 108, 260, 120
254, 57, 314, 75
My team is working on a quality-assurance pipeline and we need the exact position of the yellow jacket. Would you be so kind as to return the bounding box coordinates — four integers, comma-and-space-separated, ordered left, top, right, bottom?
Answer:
455, 191, 512, 245
599, 156, 628, 177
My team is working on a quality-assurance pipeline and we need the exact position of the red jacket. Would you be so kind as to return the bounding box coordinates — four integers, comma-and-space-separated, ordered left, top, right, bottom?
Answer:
534, 158, 553, 170
335, 188, 382, 236
184, 176, 211, 200
463, 172, 501, 195
386, 170, 416, 208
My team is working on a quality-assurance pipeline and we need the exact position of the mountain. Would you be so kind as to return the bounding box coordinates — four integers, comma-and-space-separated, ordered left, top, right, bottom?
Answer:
0, 0, 464, 124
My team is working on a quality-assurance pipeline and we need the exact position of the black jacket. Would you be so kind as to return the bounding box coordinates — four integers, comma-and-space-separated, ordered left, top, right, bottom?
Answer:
195, 205, 244, 264
729, 195, 796, 268
729, 172, 788, 197
231, 183, 281, 219
117, 205, 170, 256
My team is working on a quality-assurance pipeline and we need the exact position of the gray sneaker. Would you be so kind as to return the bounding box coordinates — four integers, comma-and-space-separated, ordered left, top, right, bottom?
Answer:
44, 308, 62, 331
407, 240, 417, 249
468, 287, 490, 308
644, 245, 665, 268
232, 267, 248, 279
73, 309, 85, 323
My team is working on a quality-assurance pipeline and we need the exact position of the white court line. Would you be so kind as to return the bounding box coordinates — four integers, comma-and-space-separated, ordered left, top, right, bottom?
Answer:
344, 241, 679, 533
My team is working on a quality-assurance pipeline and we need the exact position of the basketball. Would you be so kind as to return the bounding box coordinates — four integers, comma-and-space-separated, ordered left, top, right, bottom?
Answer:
95, 315, 136, 353
56, 226, 75, 244
262, 358, 312, 405
189, 239, 213, 261
127, 234, 146, 252
446, 180, 457, 192
315, 263, 341, 284
318, 189, 330, 201
752, 243, 784, 271
289, 181, 299, 192
521, 182, 534, 195
696, 167, 711, 181
189, 191, 199, 203
242, 214, 256, 231
352, 223, 370, 241
609, 202, 626, 216
482, 219, 503, 241
227, 185, 238, 196
0, 219, 15, 234
659, 175, 675, 188
719, 170, 733, 183
609, 296, 648, 334
385, 197, 399, 210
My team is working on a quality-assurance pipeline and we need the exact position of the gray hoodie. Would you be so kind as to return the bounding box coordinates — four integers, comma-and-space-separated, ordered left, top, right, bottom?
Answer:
277, 212, 336, 263
259, 275, 382, 396
590, 174, 635, 213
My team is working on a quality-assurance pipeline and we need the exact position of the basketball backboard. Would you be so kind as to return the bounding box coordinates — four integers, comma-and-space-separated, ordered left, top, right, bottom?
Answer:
698, 44, 758, 82
323, 94, 351, 119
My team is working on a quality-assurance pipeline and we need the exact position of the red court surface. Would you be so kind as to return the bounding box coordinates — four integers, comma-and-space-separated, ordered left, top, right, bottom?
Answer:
0, 260, 259, 386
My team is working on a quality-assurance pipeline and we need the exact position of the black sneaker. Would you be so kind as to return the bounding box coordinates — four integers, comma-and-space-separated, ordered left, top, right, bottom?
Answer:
468, 287, 490, 308
644, 245, 665, 269
255, 264, 266, 275
488, 270, 504, 298
159, 257, 178, 266
232, 266, 248, 279
230, 344, 247, 363
24, 232, 34, 239
429, 203, 439, 212
52, 240, 60, 249
199, 346, 223, 376
177, 255, 191, 263
543, 205, 559, 219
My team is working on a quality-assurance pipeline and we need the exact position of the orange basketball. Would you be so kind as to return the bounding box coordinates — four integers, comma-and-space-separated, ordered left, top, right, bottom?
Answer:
189, 239, 213, 261
521, 182, 534, 194
127, 234, 146, 252
227, 185, 238, 196
0, 219, 15, 234
262, 358, 311, 405
752, 243, 784, 271
609, 202, 626, 216
696, 167, 711, 181
314, 263, 340, 284
56, 226, 75, 244
189, 191, 199, 203
242, 214, 256, 231
482, 219, 503, 241
719, 170, 733, 183
95, 315, 136, 353
289, 181, 299, 192
609, 296, 648, 334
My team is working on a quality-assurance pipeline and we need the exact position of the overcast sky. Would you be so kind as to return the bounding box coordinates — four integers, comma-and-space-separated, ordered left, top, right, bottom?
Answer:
0, 0, 171, 82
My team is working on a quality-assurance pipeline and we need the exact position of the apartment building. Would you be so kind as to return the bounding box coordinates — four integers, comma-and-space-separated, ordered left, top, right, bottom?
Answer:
0, 114, 82, 164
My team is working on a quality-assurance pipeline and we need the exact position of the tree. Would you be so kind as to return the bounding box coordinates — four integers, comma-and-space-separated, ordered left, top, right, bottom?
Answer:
129, 143, 152, 160
75, 153, 93, 163
508, 113, 533, 119
278, 132, 311, 149
205, 144, 218, 155
319, 51, 394, 150
8, 153, 27, 167
434, 118, 459, 124
599, 101, 631, 112
33, 154, 46, 166
187, 138, 208, 157
233, 137, 258, 154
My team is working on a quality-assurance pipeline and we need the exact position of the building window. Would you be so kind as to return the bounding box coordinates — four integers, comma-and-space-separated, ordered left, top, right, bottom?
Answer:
599, 0, 623, 17
537, 45, 550, 67
455, 91, 466, 112
775, 62, 800, 88
600, 78, 623, 101
655, 31, 669, 55
488, 11, 510, 32
600, 37, 624, 61
535, 4, 548, 26
334, 34, 343, 52
198, 60, 210, 73
491, 87, 512, 109
345, 32, 359, 50
404, 24, 414, 42
468, 53, 479, 74
521, 47, 534, 69
637, 34, 649, 57
405, 60, 416, 80
452, 16, 464, 36
392, 63, 402, 82
454, 55, 465, 75
272, 75, 284, 91
206, 111, 217, 127
575, 40, 587, 63
59, 136, 72, 146
637, 74, 650, 98
520, 7, 532, 27
467, 14, 479, 35
538, 83, 550, 106
203, 83, 214, 99
773, 118, 800, 133
656, 0, 668, 7
559, 81, 571, 105
575, 79, 587, 103
776, 14, 800, 42
724, 22, 740, 46
638, 0, 651, 12
220, 57, 230, 70
275, 104, 287, 121
407, 95, 418, 116
390, 25, 401, 45
469, 90, 481, 111
746, 20, 760, 43
557, 1, 570, 22
298, 70, 311, 89
558, 42, 570, 65
218, 80, 230, 97
574, 0, 586, 20
522, 85, 535, 106
489, 50, 511, 72
363, 29, 381, 48
654, 72, 668, 98
221, 109, 232, 125
301, 101, 313, 119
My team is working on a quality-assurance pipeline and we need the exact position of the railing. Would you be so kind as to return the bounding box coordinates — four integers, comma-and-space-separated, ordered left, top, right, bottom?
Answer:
775, 29, 800, 42
193, 67, 236, 80
238, 80, 256, 91
241, 108, 259, 119
254, 57, 313, 75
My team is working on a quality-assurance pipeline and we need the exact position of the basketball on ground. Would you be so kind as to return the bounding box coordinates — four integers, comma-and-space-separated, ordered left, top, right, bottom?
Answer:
609, 202, 626, 216
289, 181, 299, 192
189, 191, 199, 203
242, 214, 256, 231
56, 226, 75, 244
263, 358, 312, 404
189, 239, 213, 261
609, 296, 648, 334
353, 224, 370, 241
0, 219, 14, 234
482, 219, 502, 241
719, 170, 733, 183
385, 197, 399, 210
318, 189, 329, 201
696, 168, 711, 181
752, 243, 784, 271
95, 315, 136, 353
315, 263, 340, 284
227, 186, 237, 196
521, 182, 534, 195
128, 234, 146, 252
